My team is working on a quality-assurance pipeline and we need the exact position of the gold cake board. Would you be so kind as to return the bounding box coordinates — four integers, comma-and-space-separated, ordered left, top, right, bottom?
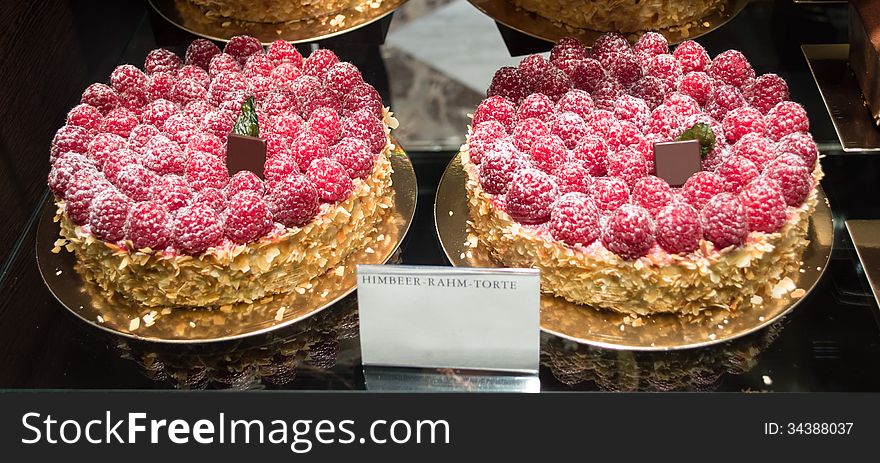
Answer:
434, 153, 833, 351
36, 148, 416, 344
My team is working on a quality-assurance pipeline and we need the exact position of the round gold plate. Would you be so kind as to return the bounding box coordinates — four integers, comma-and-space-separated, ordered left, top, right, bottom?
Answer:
148, 0, 408, 44
466, 0, 749, 45
435, 153, 833, 351
37, 148, 416, 344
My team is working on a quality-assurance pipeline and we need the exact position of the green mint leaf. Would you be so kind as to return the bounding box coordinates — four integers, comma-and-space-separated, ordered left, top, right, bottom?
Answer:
675, 122, 716, 158
231, 96, 259, 137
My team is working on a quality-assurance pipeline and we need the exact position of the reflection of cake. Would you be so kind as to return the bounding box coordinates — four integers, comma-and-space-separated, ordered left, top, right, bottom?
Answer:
462, 33, 822, 316
49, 36, 398, 308
512, 0, 727, 33
186, 0, 355, 24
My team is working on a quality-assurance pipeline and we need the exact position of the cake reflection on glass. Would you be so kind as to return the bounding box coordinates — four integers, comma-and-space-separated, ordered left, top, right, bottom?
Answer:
48, 36, 399, 308
462, 33, 822, 317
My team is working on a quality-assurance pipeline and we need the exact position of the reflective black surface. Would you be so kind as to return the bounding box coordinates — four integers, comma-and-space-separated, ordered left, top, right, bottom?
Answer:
1, 0, 879, 391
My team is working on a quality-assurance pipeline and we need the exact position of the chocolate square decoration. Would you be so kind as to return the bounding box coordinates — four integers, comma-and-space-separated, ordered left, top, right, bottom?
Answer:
227, 133, 267, 179
653, 139, 702, 187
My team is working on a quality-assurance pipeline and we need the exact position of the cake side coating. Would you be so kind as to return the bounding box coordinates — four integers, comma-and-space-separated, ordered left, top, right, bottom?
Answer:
57, 148, 393, 308
511, 0, 726, 33
463, 148, 820, 316
187, 0, 356, 23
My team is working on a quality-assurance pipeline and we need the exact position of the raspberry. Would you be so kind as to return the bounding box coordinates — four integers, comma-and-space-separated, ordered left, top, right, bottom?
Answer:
145, 49, 182, 75
550, 37, 589, 63
645, 105, 684, 140
201, 109, 237, 138
264, 112, 305, 140
140, 99, 177, 128
185, 152, 229, 190
169, 78, 207, 106
270, 62, 303, 88
747, 73, 789, 114
307, 157, 353, 202
99, 107, 137, 138
765, 101, 809, 141
701, 143, 727, 172
709, 50, 755, 90
764, 161, 812, 206
701, 193, 748, 248
769, 152, 807, 170
530, 134, 568, 173
116, 163, 157, 201
267, 40, 303, 67
607, 147, 647, 188
341, 108, 387, 153
590, 177, 629, 213
224, 171, 263, 198
554, 162, 592, 195
632, 176, 673, 215
585, 109, 616, 138
149, 174, 193, 212
85, 191, 130, 244
646, 54, 683, 93
126, 124, 160, 154
601, 204, 655, 259
613, 95, 650, 126
291, 131, 329, 169
739, 177, 787, 233
342, 83, 383, 119
705, 84, 745, 121
247, 75, 273, 101
118, 88, 148, 114
81, 83, 118, 115
65, 170, 112, 224
663, 92, 701, 117
145, 72, 173, 101
558, 58, 606, 93
161, 113, 200, 147
125, 201, 173, 250
723, 106, 766, 143
264, 173, 318, 228
549, 192, 600, 246
86, 132, 126, 167
308, 107, 342, 144
571, 135, 609, 176
590, 77, 624, 111
682, 171, 724, 209
730, 133, 774, 169
172, 204, 223, 254
300, 87, 341, 119
290, 75, 321, 100
467, 120, 507, 163
715, 155, 759, 193
550, 111, 588, 149
487, 66, 528, 104
66, 104, 103, 131
517, 54, 551, 90
224, 36, 263, 66
478, 150, 526, 194
261, 88, 296, 118
533, 66, 573, 102
606, 51, 643, 87
193, 187, 228, 212
186, 39, 222, 69
110, 64, 147, 94
673, 40, 711, 74
591, 33, 631, 64
510, 118, 548, 152
629, 76, 667, 110
325, 62, 364, 96
506, 169, 558, 224
607, 120, 644, 152
208, 71, 248, 106
102, 148, 141, 184
242, 53, 274, 79
517, 93, 554, 122
776, 131, 818, 168
634, 32, 669, 57
178, 65, 209, 89
185, 132, 225, 160
678, 72, 714, 106
331, 137, 374, 179
142, 135, 185, 175
304, 49, 339, 77
224, 191, 273, 244
48, 153, 95, 198
555, 89, 593, 119
209, 53, 241, 77
654, 202, 701, 254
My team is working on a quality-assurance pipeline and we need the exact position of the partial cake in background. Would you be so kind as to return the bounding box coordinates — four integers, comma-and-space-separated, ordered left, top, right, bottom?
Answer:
512, 0, 726, 33
187, 0, 356, 23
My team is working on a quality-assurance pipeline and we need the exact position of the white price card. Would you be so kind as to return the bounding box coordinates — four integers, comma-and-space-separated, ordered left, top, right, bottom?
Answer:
357, 265, 540, 374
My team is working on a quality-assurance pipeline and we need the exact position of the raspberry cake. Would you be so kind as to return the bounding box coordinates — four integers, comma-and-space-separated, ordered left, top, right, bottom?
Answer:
462, 33, 823, 316
48, 36, 398, 308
